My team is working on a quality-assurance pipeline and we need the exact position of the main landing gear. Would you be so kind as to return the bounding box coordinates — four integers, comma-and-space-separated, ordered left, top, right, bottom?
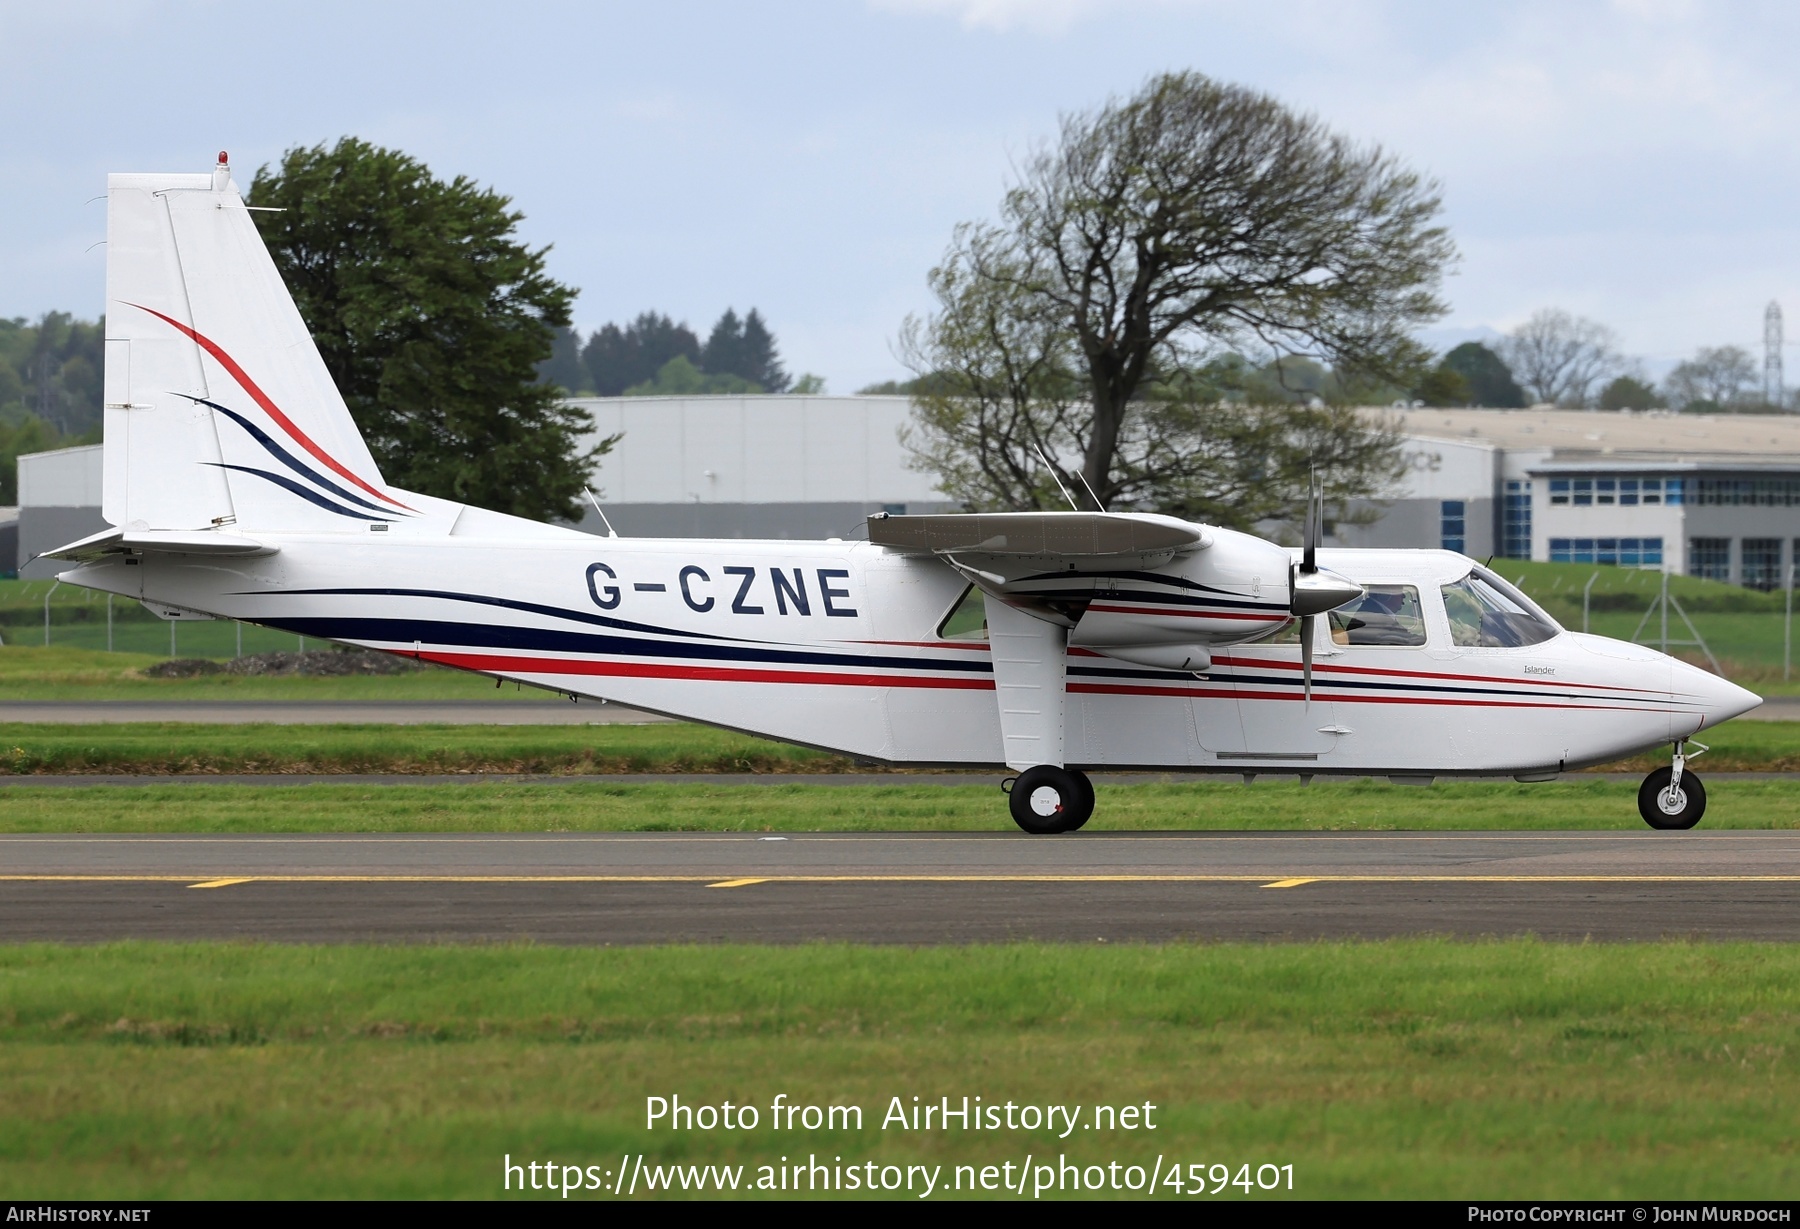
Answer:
1638, 739, 1708, 830
1005, 765, 1095, 834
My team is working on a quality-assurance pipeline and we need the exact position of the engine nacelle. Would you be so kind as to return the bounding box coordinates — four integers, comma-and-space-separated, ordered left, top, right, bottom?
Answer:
1068, 526, 1293, 652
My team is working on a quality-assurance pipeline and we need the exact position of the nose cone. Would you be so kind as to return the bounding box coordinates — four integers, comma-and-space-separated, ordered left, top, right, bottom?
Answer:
1291, 566, 1363, 617
1672, 658, 1763, 727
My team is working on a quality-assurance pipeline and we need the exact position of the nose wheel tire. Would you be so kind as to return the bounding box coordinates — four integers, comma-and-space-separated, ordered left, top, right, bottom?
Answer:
1637, 766, 1706, 830
1008, 765, 1095, 834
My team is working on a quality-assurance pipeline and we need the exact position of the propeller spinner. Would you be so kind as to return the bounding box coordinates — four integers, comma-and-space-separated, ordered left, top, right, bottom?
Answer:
1290, 475, 1364, 703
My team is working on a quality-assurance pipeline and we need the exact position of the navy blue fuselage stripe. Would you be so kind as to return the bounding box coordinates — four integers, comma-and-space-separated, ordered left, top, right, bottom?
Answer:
1068, 661, 1631, 702
253, 615, 996, 674
1018, 568, 1249, 599
197, 398, 395, 514
264, 586, 752, 644
203, 464, 391, 522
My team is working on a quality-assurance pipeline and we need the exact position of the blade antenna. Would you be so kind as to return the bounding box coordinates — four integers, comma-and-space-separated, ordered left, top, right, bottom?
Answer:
585, 486, 619, 538
1033, 443, 1079, 512
1074, 467, 1107, 512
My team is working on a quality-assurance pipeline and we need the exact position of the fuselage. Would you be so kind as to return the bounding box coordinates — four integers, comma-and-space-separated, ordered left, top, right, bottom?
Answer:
63, 536, 1760, 777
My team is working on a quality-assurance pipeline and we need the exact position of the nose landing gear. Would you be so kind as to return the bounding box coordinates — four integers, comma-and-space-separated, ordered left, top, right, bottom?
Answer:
1638, 739, 1708, 830
1005, 765, 1095, 834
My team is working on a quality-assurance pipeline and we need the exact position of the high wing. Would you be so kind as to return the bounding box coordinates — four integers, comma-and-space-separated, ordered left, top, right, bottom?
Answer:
867, 511, 1208, 557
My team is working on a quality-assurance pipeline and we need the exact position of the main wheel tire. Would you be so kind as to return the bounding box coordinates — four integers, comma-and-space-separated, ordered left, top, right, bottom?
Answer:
1059, 770, 1095, 832
1638, 766, 1707, 830
1008, 765, 1094, 834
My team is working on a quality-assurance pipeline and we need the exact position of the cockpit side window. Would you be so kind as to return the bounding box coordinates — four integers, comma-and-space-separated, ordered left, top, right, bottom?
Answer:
1441, 571, 1560, 647
1328, 585, 1427, 647
937, 585, 988, 641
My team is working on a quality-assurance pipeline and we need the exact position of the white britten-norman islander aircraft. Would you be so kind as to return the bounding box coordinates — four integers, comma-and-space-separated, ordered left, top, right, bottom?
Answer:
45, 157, 1762, 833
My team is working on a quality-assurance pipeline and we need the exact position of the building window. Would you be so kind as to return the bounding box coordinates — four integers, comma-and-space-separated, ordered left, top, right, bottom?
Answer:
1440, 500, 1465, 554
1691, 478, 1800, 506
1501, 480, 1531, 559
1688, 537, 1730, 582
1550, 537, 1662, 566
1743, 539, 1783, 590
1546, 474, 1679, 505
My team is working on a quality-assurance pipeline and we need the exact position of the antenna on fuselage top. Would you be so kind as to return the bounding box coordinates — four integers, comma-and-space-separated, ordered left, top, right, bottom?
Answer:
585, 486, 619, 538
1033, 444, 1079, 512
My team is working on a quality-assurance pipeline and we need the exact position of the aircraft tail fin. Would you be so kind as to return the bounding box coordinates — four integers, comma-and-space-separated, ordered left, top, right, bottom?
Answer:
103, 154, 415, 533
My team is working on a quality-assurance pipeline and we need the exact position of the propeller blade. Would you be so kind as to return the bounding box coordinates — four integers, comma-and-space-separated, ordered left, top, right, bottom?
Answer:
1301, 614, 1316, 706
1301, 472, 1321, 574
1301, 485, 1316, 574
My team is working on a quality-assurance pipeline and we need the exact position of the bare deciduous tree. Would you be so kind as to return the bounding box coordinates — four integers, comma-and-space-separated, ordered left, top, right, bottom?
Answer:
1664, 345, 1759, 411
903, 71, 1452, 524
1499, 309, 1620, 408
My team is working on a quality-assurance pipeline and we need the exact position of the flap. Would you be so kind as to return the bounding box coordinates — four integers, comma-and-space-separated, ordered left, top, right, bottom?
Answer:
868, 511, 1207, 557
42, 526, 278, 561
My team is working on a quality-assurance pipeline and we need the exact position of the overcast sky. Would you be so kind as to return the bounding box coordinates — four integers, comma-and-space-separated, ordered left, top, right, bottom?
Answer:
4, 0, 1798, 390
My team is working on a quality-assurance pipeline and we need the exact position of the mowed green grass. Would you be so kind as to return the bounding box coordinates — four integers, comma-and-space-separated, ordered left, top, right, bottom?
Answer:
3, 776, 1799, 833
0, 941, 1795, 1199
0, 720, 834, 776
2, 715, 1798, 777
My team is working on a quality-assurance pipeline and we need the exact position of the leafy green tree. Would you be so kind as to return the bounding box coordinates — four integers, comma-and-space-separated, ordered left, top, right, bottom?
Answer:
1598, 375, 1662, 411
1440, 342, 1525, 408
904, 71, 1446, 523
1666, 346, 1758, 412
0, 313, 106, 434
623, 356, 761, 396
249, 138, 604, 523
1413, 363, 1472, 406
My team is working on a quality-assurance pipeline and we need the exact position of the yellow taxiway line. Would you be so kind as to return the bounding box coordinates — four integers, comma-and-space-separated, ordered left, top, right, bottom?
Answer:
4, 873, 1800, 890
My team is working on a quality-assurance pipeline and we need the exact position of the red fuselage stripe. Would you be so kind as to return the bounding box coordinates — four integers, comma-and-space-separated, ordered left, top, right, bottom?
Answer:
421, 650, 1669, 711
1212, 652, 1663, 695
128, 303, 414, 512
424, 651, 995, 690
1086, 604, 1285, 621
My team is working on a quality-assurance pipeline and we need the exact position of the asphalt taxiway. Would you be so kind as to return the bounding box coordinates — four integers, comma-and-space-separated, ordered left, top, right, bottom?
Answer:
6, 830, 1799, 944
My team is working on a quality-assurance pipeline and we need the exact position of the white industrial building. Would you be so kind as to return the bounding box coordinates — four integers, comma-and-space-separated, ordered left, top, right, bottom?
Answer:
17, 398, 1800, 588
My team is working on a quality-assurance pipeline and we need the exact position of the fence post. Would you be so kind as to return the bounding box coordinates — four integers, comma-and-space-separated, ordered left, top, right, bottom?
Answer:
1787, 563, 1794, 682
42, 581, 60, 647
1583, 571, 1600, 634
107, 594, 113, 652
1660, 570, 1670, 654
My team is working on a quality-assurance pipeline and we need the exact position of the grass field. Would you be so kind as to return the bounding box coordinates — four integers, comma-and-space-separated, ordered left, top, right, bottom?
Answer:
2, 715, 1797, 777
0, 720, 828, 776
2, 775, 1797, 833
1, 941, 1794, 1199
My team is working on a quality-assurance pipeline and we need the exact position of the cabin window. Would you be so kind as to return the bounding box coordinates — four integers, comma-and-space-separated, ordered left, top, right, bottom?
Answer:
1328, 585, 1427, 647
1441, 572, 1559, 647
937, 585, 988, 640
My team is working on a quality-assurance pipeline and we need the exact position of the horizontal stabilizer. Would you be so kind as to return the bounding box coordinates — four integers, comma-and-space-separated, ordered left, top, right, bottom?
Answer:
43, 526, 277, 562
868, 511, 1207, 557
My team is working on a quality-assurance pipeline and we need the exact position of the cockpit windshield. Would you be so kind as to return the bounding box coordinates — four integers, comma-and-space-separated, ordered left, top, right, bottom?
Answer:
1441, 567, 1561, 648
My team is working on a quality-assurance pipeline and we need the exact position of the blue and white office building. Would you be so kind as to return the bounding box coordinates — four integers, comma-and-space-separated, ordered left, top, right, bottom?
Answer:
1356, 408, 1800, 588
